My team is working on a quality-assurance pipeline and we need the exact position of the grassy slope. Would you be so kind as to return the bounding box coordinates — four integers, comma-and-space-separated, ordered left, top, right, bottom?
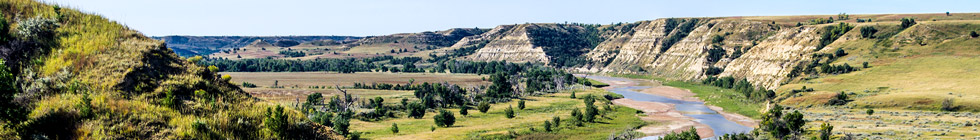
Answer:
780, 20, 980, 111
351, 89, 646, 140
1, 0, 341, 139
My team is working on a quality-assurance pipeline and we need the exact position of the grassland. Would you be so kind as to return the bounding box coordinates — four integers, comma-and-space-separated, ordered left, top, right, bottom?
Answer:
348, 89, 647, 140
222, 72, 490, 88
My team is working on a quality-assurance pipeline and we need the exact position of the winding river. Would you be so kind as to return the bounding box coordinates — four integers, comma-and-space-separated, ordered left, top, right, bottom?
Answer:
582, 75, 754, 139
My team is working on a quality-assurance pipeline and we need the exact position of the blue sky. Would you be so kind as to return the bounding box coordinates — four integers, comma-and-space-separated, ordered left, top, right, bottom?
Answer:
41, 0, 979, 36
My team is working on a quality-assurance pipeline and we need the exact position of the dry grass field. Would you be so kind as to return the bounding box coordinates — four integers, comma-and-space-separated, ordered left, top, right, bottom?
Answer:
222, 72, 489, 88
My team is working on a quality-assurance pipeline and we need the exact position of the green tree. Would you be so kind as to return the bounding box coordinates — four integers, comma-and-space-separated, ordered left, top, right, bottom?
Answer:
661, 127, 700, 140
391, 123, 399, 134
264, 105, 289, 137
517, 100, 525, 110
818, 123, 834, 140
860, 26, 877, 38
407, 102, 426, 119
333, 111, 352, 135
784, 110, 805, 133
570, 92, 576, 99
505, 105, 515, 118
478, 101, 491, 113
458, 105, 469, 116
900, 18, 916, 28
433, 110, 456, 127
486, 73, 513, 98
866, 108, 874, 115
552, 116, 561, 128
583, 95, 598, 122
543, 121, 552, 132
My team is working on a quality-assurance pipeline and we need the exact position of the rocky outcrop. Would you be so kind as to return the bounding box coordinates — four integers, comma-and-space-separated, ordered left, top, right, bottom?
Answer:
465, 24, 550, 63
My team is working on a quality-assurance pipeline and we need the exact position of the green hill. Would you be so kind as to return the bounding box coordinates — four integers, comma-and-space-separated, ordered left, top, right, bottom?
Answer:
0, 0, 342, 139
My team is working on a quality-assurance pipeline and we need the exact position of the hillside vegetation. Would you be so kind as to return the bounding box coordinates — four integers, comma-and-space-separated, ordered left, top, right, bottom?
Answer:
0, 0, 342, 139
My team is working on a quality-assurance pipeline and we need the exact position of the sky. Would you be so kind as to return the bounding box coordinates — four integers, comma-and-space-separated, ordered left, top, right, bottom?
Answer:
40, 0, 980, 36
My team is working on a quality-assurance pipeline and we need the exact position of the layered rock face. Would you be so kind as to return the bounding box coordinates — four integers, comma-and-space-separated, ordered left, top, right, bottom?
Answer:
465, 24, 550, 64
463, 18, 826, 89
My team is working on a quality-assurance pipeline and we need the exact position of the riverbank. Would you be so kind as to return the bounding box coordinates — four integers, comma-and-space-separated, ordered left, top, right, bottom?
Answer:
581, 74, 758, 138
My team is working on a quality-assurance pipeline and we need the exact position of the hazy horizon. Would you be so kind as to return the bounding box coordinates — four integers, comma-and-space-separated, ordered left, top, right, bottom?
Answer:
42, 0, 980, 36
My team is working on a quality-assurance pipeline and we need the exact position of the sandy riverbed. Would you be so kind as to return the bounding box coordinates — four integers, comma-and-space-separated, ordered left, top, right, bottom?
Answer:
590, 75, 759, 138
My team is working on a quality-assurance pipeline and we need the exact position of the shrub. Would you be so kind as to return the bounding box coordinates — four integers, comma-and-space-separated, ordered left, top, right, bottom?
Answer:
543, 121, 552, 132
187, 56, 204, 63
221, 75, 232, 81
941, 98, 957, 111
347, 131, 361, 140
661, 127, 700, 140
518, 100, 525, 110
207, 65, 219, 72
552, 116, 561, 128
264, 105, 289, 137
784, 111, 805, 132
505, 105, 515, 118
391, 123, 399, 133
971, 31, 979, 38
817, 22, 854, 51
433, 110, 455, 127
0, 13, 8, 42
818, 123, 834, 140
478, 101, 491, 113
866, 109, 874, 115
15, 16, 60, 41
458, 105, 468, 116
570, 92, 576, 99
0, 60, 25, 125
900, 18, 916, 28
860, 26, 877, 38
711, 34, 725, 44
827, 92, 851, 105
862, 62, 869, 68
78, 92, 93, 118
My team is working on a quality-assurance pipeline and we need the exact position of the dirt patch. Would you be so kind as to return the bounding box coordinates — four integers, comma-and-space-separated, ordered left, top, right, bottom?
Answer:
613, 99, 715, 138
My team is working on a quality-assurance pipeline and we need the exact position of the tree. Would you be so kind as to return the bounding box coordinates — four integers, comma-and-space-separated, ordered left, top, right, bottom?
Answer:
900, 18, 916, 28
583, 95, 598, 122
332, 111, 352, 135
407, 102, 426, 119
517, 100, 526, 110
434, 110, 456, 127
478, 101, 491, 113
486, 73, 513, 98
552, 116, 561, 128
571, 108, 584, 126
970, 31, 979, 38
391, 123, 399, 134
862, 62, 869, 68
458, 105, 469, 116
818, 123, 834, 140
264, 105, 289, 137
543, 121, 552, 132
505, 105, 515, 118
784, 111, 805, 133
860, 26, 877, 38
570, 92, 576, 99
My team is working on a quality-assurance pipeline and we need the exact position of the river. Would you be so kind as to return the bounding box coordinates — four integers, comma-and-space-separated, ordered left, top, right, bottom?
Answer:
582, 75, 754, 139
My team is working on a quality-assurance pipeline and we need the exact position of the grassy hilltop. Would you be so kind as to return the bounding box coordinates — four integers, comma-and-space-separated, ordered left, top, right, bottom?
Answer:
0, 0, 343, 139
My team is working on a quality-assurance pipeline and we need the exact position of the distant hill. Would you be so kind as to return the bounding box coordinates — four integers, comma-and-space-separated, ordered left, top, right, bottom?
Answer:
152, 35, 361, 57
